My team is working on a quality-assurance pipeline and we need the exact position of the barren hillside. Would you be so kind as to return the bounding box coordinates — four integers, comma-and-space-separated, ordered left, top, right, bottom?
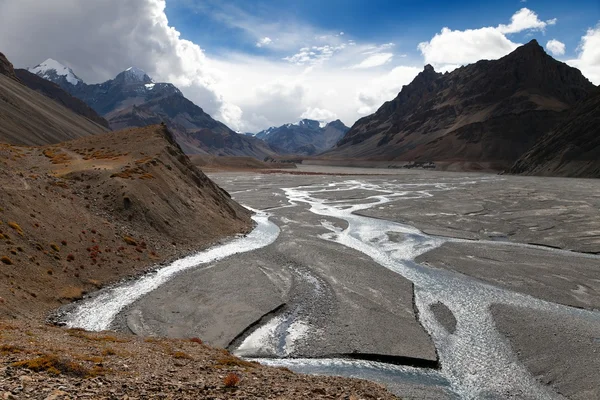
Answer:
0, 125, 251, 319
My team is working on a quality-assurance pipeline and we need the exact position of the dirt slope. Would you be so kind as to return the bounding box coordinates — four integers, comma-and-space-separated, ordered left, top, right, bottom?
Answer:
0, 74, 107, 146
14, 68, 110, 129
0, 125, 251, 320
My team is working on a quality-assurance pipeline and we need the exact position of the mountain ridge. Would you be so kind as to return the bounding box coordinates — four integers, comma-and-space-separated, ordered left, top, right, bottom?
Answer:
255, 118, 349, 155
325, 39, 596, 169
30, 62, 276, 158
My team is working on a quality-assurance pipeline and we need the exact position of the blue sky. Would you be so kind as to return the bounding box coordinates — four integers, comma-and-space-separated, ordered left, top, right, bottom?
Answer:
166, 0, 599, 62
0, 0, 598, 132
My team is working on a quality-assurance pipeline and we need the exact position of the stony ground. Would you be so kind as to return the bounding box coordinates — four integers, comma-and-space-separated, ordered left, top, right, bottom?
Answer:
0, 321, 397, 400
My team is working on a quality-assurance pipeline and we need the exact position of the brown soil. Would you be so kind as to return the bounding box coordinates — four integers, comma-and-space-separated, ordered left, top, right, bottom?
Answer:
0, 321, 397, 399
0, 124, 251, 320
0, 74, 107, 146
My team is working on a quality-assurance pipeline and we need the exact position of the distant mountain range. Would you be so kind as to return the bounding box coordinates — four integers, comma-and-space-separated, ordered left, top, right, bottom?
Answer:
253, 119, 349, 155
0, 52, 107, 146
325, 40, 597, 171
28, 60, 276, 158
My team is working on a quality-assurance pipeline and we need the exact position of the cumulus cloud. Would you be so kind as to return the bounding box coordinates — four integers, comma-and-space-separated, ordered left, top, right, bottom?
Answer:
497, 8, 555, 34
0, 0, 228, 120
300, 107, 338, 121
546, 39, 566, 56
418, 8, 556, 71
567, 26, 600, 84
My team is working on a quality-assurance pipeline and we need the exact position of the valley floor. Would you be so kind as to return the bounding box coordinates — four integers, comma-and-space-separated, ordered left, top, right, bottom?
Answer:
84, 165, 600, 399
4, 165, 599, 399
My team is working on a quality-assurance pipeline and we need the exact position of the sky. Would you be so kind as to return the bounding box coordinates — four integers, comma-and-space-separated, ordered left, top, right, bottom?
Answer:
0, 0, 598, 133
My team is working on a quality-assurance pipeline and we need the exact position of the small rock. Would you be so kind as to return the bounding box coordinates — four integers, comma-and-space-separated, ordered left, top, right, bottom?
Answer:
45, 390, 68, 400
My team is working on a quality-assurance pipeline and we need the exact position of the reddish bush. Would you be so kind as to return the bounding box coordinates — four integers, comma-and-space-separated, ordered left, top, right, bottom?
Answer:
223, 373, 240, 388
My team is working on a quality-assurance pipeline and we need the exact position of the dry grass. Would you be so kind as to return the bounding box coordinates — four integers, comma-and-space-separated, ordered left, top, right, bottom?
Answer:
42, 148, 72, 165
12, 354, 105, 378
123, 236, 137, 246
215, 354, 258, 369
223, 372, 241, 388
172, 351, 193, 360
7, 222, 23, 235
67, 329, 128, 343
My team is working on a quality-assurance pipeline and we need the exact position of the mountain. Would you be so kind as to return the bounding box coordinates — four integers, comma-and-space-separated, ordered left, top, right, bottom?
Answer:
28, 58, 83, 87
325, 40, 596, 169
29, 61, 275, 158
255, 119, 349, 155
0, 51, 18, 82
510, 89, 600, 178
14, 68, 110, 129
0, 53, 108, 146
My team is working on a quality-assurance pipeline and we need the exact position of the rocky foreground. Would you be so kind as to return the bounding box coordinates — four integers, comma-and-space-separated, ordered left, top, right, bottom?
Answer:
0, 321, 396, 400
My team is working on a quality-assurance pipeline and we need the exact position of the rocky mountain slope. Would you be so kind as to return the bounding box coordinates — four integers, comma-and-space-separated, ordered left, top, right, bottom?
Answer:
325, 40, 596, 170
14, 68, 110, 129
0, 51, 18, 82
510, 89, 600, 178
0, 54, 108, 146
29, 60, 276, 158
0, 124, 251, 320
255, 119, 349, 155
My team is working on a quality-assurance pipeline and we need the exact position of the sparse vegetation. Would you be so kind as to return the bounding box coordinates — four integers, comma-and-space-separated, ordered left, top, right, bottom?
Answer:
216, 354, 257, 369
7, 222, 23, 235
42, 148, 72, 165
12, 354, 104, 378
223, 372, 241, 388
172, 351, 193, 360
123, 236, 137, 246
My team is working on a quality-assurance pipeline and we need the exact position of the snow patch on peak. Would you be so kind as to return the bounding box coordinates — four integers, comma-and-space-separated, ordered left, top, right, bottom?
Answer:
145, 83, 155, 90
29, 58, 81, 85
319, 121, 328, 128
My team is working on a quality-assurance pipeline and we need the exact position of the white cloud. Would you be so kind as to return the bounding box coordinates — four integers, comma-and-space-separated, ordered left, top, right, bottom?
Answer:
418, 8, 557, 71
0, 0, 229, 121
350, 53, 393, 69
256, 37, 272, 47
567, 26, 600, 84
283, 44, 347, 65
301, 107, 338, 121
497, 8, 554, 34
546, 39, 566, 56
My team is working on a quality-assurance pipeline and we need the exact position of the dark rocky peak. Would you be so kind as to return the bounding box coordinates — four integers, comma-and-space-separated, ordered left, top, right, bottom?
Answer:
297, 119, 321, 130
0, 52, 18, 82
325, 119, 348, 130
114, 67, 154, 85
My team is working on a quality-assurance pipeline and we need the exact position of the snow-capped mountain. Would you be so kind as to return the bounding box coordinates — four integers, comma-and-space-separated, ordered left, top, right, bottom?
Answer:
29, 60, 276, 158
28, 59, 82, 86
254, 119, 349, 155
